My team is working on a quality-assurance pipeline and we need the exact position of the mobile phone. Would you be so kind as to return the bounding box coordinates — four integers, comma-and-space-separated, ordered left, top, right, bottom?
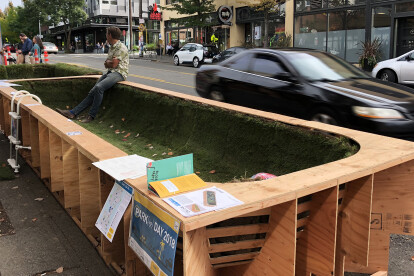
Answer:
203, 190, 216, 206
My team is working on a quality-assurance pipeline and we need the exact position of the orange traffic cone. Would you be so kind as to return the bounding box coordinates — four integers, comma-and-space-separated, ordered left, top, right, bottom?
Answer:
43, 47, 49, 63
3, 51, 7, 66
7, 46, 11, 61
34, 49, 39, 64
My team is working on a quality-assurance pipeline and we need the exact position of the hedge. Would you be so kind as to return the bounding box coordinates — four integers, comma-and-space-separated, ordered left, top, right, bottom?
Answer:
0, 63, 101, 80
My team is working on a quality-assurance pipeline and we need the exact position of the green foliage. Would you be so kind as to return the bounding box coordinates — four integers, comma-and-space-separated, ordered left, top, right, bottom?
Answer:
358, 38, 382, 68
163, 0, 215, 28
270, 33, 292, 48
0, 164, 15, 180
0, 63, 100, 79
0, 2, 20, 44
15, 78, 358, 182
145, 43, 156, 51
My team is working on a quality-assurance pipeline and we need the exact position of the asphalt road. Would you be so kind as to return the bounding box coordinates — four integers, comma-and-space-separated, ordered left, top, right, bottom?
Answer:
48, 53, 199, 97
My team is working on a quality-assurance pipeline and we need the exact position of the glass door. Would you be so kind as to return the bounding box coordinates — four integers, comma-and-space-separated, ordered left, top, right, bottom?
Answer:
395, 17, 414, 57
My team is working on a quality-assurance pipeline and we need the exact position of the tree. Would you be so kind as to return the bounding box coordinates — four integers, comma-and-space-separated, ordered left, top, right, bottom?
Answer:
0, 2, 20, 44
163, 0, 216, 43
47, 0, 87, 51
242, 0, 285, 48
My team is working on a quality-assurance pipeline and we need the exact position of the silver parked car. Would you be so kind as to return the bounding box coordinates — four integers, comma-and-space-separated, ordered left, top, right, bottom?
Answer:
42, 42, 59, 54
372, 49, 414, 84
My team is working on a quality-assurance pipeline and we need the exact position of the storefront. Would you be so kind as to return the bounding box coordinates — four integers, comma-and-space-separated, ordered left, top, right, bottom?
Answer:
294, 0, 414, 62
235, 5, 286, 48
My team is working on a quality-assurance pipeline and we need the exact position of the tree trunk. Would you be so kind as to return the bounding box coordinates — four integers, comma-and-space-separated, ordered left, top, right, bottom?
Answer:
263, 12, 269, 48
66, 27, 72, 52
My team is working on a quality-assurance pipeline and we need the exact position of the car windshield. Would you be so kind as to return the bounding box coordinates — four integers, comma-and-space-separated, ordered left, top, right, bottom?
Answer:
287, 51, 369, 82
44, 42, 54, 46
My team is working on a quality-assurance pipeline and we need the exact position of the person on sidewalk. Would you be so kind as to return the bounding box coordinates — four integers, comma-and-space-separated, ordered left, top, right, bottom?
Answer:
29, 36, 43, 64
56, 27, 129, 123
17, 33, 33, 64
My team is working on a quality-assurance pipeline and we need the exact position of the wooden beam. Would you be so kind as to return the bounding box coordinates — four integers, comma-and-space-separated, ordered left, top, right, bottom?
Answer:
20, 109, 31, 147
49, 130, 64, 192
78, 152, 100, 235
296, 186, 338, 275
38, 121, 50, 181
2, 97, 10, 136
206, 224, 269, 238
62, 140, 79, 208
29, 115, 40, 167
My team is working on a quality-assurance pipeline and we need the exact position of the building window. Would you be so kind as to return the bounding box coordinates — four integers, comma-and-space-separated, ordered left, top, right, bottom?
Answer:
294, 13, 327, 51
328, 11, 347, 59
372, 6, 391, 60
346, 9, 365, 62
396, 1, 414, 13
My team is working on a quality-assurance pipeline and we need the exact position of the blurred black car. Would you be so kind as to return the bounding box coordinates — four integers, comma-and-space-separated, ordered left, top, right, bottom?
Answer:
213, 46, 246, 63
196, 48, 414, 139
202, 44, 219, 63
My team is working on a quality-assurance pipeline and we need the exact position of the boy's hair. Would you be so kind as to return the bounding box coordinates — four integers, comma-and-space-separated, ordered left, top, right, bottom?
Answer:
19, 33, 26, 37
107, 27, 122, 40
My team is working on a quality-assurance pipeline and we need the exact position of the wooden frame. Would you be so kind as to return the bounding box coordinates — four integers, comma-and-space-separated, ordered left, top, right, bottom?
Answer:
2, 77, 414, 275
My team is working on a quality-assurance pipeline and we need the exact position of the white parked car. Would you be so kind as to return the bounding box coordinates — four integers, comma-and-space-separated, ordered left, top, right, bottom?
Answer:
372, 49, 414, 84
42, 42, 58, 54
173, 43, 209, 68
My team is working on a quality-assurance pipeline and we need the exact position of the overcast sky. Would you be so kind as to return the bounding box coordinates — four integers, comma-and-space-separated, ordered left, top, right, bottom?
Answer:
2, 0, 22, 11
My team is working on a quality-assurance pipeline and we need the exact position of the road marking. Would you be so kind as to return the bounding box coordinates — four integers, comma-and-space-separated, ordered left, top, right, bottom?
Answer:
61, 63, 195, 89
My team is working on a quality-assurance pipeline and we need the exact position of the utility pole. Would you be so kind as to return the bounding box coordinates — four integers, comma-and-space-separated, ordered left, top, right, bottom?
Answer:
129, 0, 133, 50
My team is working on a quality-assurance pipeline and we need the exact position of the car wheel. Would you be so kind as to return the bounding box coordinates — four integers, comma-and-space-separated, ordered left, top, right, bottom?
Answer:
311, 108, 339, 126
380, 69, 397, 83
174, 56, 179, 66
209, 87, 225, 102
193, 57, 200, 68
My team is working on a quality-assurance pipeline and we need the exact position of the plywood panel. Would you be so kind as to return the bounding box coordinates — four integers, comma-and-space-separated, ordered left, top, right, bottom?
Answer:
78, 152, 100, 234
0, 96, 5, 131
347, 160, 414, 274
336, 175, 373, 274
296, 186, 338, 276
101, 216, 125, 265
49, 130, 64, 192
3, 98, 11, 136
29, 115, 40, 168
183, 228, 216, 276
221, 200, 297, 276
38, 121, 50, 180
20, 109, 31, 146
62, 140, 79, 208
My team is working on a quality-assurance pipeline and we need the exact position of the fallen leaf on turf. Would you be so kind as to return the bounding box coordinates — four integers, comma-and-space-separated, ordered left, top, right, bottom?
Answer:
412, 256, 414, 261
149, 146, 154, 149
121, 118, 125, 121
32, 218, 37, 222
99, 121, 103, 123
168, 148, 171, 150
162, 152, 166, 155
196, 171, 200, 174
152, 154, 157, 157
146, 144, 152, 146
135, 133, 140, 137
66, 106, 70, 109
109, 125, 114, 128
11, 186, 18, 189
122, 139, 127, 141
121, 131, 125, 133
56, 267, 64, 273
209, 170, 216, 174
115, 130, 120, 134
124, 133, 130, 138
168, 152, 173, 156
34, 198, 44, 201
103, 106, 106, 110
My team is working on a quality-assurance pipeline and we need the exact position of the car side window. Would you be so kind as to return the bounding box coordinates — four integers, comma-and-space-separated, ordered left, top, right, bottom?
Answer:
181, 45, 190, 51
225, 53, 252, 72
189, 46, 196, 52
250, 54, 289, 78
410, 53, 414, 60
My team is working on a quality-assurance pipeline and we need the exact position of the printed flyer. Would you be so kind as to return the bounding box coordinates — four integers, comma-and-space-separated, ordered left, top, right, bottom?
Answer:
129, 192, 180, 276
95, 180, 133, 242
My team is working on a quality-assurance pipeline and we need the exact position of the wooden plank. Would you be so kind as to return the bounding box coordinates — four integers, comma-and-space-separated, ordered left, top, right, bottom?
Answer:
208, 239, 265, 253
29, 115, 40, 168
371, 271, 387, 276
338, 175, 373, 271
213, 260, 252, 269
3, 98, 11, 136
20, 109, 31, 146
206, 224, 269, 238
210, 252, 259, 265
38, 121, 50, 180
236, 208, 271, 218
347, 160, 414, 274
78, 152, 100, 235
62, 140, 80, 208
101, 216, 125, 265
183, 227, 216, 276
297, 200, 311, 214
100, 172, 115, 210
234, 200, 297, 276
0, 95, 5, 131
296, 186, 338, 276
49, 130, 64, 192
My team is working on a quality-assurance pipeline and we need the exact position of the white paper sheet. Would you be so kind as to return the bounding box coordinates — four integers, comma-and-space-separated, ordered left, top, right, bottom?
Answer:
95, 181, 133, 242
1, 82, 21, 87
163, 186, 243, 217
93, 154, 153, 181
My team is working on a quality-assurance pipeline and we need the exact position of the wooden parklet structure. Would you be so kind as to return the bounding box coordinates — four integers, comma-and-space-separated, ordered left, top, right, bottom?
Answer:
1, 76, 414, 276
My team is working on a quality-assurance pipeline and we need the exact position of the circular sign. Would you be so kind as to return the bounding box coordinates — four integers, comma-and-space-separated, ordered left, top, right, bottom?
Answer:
218, 6, 233, 25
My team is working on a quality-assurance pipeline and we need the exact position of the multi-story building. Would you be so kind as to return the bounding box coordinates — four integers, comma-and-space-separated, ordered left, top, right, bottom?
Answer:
161, 0, 414, 63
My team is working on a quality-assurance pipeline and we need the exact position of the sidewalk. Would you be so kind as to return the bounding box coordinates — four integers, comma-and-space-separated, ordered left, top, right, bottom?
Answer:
0, 133, 115, 276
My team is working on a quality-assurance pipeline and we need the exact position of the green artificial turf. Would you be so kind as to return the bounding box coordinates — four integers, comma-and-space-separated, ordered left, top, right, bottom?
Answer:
15, 78, 359, 183
0, 164, 15, 181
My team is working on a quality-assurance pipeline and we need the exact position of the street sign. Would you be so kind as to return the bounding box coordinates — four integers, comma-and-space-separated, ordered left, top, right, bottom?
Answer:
139, 18, 145, 24
138, 24, 146, 32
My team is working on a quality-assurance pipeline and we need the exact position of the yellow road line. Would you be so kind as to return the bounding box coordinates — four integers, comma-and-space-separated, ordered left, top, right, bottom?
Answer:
62, 63, 195, 89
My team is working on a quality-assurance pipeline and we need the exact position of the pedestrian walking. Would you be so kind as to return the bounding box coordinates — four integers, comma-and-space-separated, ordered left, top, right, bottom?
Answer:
56, 27, 129, 123
29, 36, 43, 64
